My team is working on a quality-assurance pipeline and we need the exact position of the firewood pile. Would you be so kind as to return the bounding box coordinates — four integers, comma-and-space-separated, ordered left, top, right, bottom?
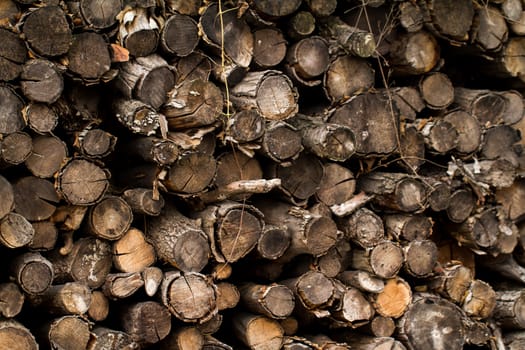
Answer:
1, 0, 525, 349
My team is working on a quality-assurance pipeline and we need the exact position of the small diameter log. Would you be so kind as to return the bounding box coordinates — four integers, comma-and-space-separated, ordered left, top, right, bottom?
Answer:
314, 238, 352, 278
20, 59, 63, 104
0, 283, 24, 318
197, 313, 223, 335
120, 301, 171, 346
0, 319, 38, 350
213, 151, 263, 201
122, 188, 164, 216
503, 0, 523, 22
10, 252, 53, 295
0, 28, 26, 81
418, 0, 474, 44
113, 98, 160, 135
163, 151, 217, 194
198, 2, 253, 68
116, 7, 161, 57
397, 293, 466, 350
442, 110, 482, 155
419, 72, 454, 110
414, 118, 458, 154
113, 227, 155, 273
337, 270, 385, 294
403, 239, 438, 278
56, 158, 110, 206
493, 289, 525, 329
216, 282, 240, 311
454, 88, 508, 126
24, 103, 58, 134
0, 212, 34, 249
22, 5, 72, 57
282, 271, 336, 311
397, 126, 425, 172
86, 195, 133, 241
360, 315, 396, 337
384, 214, 433, 242
0, 85, 25, 134
339, 207, 384, 249
13, 176, 58, 222
233, 312, 284, 350
425, 179, 452, 212
239, 283, 295, 320
88, 327, 139, 350
253, 28, 287, 69
25, 135, 68, 179
224, 109, 265, 145
50, 237, 112, 289
200, 179, 281, 205
114, 54, 175, 109
230, 70, 299, 121
259, 121, 303, 164
102, 272, 144, 299
142, 266, 163, 297
76, 0, 122, 30
500, 90, 524, 125
323, 56, 375, 104
351, 241, 405, 279
357, 172, 428, 213
159, 326, 204, 350
146, 203, 210, 272
287, 11, 315, 40
462, 279, 496, 319
196, 200, 263, 263
446, 188, 475, 223
45, 315, 90, 350
28, 282, 91, 315
399, 2, 424, 32
316, 163, 355, 207
371, 276, 412, 318
388, 30, 440, 75
286, 36, 329, 86
67, 32, 112, 83
74, 128, 117, 159
481, 125, 521, 163
448, 207, 518, 256
290, 114, 356, 162
254, 200, 339, 261
266, 152, 324, 205
160, 271, 217, 323
88, 291, 109, 322
328, 92, 399, 156
202, 335, 233, 350
429, 262, 474, 304
471, 5, 508, 52
319, 16, 376, 58
161, 13, 199, 57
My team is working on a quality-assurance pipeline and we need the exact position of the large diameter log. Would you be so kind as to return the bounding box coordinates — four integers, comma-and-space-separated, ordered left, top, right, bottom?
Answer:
0, 28, 26, 81
195, 200, 263, 263
233, 312, 284, 350
230, 70, 299, 121
328, 93, 399, 156
357, 172, 428, 213
239, 283, 295, 320
67, 32, 113, 83
146, 203, 210, 272
254, 200, 339, 260
0, 319, 38, 350
397, 293, 466, 350
45, 315, 90, 350
120, 301, 171, 346
160, 271, 217, 323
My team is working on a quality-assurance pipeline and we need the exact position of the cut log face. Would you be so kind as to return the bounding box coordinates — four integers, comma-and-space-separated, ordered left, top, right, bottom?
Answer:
67, 32, 112, 82
161, 13, 199, 57
323, 56, 375, 103
0, 85, 26, 134
0, 28, 27, 81
56, 159, 110, 206
0, 319, 38, 350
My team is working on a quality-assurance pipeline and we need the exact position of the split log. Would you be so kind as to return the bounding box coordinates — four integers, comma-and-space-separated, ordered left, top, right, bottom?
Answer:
20, 59, 63, 104
195, 200, 263, 263
329, 281, 375, 327
233, 312, 284, 350
429, 262, 474, 304
9, 252, 53, 295
146, 203, 210, 272
114, 54, 175, 109
0, 319, 38, 350
254, 200, 339, 261
0, 283, 24, 318
230, 70, 299, 121
21, 5, 72, 57
0, 28, 26, 81
239, 283, 295, 320
160, 270, 217, 323
120, 301, 171, 346
142, 266, 163, 297
44, 315, 90, 350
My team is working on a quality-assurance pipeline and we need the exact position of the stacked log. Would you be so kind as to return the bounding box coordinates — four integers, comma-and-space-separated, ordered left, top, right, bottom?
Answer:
0, 0, 524, 349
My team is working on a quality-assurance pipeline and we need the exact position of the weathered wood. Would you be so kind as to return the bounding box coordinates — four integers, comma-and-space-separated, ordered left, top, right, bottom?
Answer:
117, 7, 161, 57
161, 13, 199, 57
216, 282, 240, 311
239, 283, 295, 320
419, 72, 454, 110
0, 283, 24, 318
160, 270, 217, 323
397, 126, 425, 172
10, 252, 53, 295
113, 98, 160, 135
29, 220, 58, 251
146, 203, 210, 272
323, 56, 375, 104
253, 28, 287, 68
75, 0, 122, 30
282, 271, 335, 311
403, 239, 438, 278
259, 121, 303, 164
142, 266, 163, 297
25, 135, 68, 179
122, 187, 164, 216
87, 291, 109, 322
288, 11, 316, 40
24, 103, 58, 134
329, 280, 374, 327
113, 227, 155, 273
74, 128, 117, 159
430, 262, 473, 304
120, 301, 171, 346
493, 289, 525, 329
67, 32, 113, 83
0, 131, 32, 166
233, 312, 284, 350
471, 5, 508, 52
0, 212, 34, 249
102, 272, 144, 299
360, 316, 396, 338
338, 270, 385, 294
388, 30, 440, 75
0, 85, 26, 134
320, 16, 376, 58
462, 279, 496, 319
87, 327, 139, 350
0, 319, 38, 350
384, 214, 433, 242
339, 207, 384, 249
28, 282, 91, 315
45, 315, 90, 350
399, 2, 424, 32
86, 195, 133, 241
20, 59, 63, 104
0, 28, 26, 81
159, 326, 204, 350
351, 240, 405, 279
